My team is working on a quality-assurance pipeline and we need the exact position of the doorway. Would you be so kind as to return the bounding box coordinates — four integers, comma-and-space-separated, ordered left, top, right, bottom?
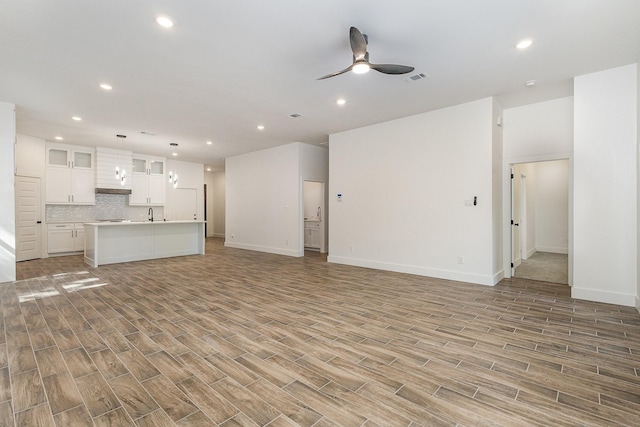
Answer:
175, 188, 198, 220
15, 176, 42, 261
511, 160, 569, 284
303, 180, 326, 253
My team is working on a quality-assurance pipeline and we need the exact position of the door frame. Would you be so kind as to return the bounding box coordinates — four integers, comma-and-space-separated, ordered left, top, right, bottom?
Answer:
301, 179, 327, 254
503, 153, 573, 285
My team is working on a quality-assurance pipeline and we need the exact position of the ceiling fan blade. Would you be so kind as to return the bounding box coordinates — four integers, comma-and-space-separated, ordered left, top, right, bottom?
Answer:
349, 26, 367, 60
317, 64, 353, 80
370, 63, 415, 75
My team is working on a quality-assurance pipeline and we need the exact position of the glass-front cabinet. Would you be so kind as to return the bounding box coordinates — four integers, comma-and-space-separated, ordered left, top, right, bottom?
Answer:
45, 144, 95, 205
130, 154, 166, 206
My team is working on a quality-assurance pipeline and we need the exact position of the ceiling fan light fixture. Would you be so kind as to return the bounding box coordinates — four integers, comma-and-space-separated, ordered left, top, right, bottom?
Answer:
352, 62, 370, 74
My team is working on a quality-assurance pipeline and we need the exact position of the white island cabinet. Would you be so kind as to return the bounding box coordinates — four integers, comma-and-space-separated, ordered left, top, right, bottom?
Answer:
84, 221, 205, 267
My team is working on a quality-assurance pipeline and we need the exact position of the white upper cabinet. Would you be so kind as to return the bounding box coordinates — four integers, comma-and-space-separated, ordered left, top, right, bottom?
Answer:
130, 154, 166, 206
45, 143, 95, 204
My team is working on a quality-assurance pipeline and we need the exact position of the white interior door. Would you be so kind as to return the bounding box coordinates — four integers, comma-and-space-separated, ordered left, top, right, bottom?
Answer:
15, 176, 42, 261
175, 188, 197, 220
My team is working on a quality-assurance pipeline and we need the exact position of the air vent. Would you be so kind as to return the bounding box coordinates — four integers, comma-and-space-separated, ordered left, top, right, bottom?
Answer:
405, 73, 428, 82
170, 142, 179, 146
288, 113, 302, 118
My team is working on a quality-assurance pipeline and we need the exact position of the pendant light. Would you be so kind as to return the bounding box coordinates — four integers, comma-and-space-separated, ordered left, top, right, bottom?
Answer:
115, 134, 127, 185
168, 142, 179, 188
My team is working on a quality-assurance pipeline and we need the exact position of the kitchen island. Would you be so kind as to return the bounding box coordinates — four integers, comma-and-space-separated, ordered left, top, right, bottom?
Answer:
84, 220, 205, 267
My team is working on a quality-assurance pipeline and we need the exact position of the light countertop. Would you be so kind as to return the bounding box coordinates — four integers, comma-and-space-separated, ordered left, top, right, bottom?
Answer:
84, 220, 206, 227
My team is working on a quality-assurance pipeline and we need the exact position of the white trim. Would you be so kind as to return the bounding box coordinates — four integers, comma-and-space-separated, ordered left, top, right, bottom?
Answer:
526, 247, 537, 259
212, 233, 225, 238
503, 152, 573, 285
535, 246, 568, 254
327, 255, 499, 286
571, 287, 636, 307
635, 295, 640, 314
224, 241, 303, 257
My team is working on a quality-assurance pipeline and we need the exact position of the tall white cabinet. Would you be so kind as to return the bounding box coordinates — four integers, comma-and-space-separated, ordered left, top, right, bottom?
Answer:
45, 143, 95, 204
130, 154, 166, 206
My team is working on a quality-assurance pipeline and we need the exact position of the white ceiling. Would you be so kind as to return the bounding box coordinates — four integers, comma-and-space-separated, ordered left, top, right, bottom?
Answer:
2, 1, 639, 172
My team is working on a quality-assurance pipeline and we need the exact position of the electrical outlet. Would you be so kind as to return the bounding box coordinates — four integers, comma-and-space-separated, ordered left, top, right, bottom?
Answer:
457, 256, 464, 264
350, 245, 354, 252
285, 239, 289, 245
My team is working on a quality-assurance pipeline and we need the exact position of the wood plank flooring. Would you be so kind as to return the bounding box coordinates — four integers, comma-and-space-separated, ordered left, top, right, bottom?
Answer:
2, 237, 640, 426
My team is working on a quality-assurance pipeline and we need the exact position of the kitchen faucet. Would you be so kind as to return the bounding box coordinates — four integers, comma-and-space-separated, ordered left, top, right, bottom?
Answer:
148, 207, 154, 222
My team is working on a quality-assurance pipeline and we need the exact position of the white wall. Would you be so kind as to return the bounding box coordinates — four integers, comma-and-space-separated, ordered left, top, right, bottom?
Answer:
226, 143, 302, 256
492, 98, 503, 277
504, 97, 574, 161
165, 160, 205, 221
573, 63, 637, 306
329, 98, 498, 285
16, 134, 45, 177
225, 142, 328, 257
205, 171, 225, 238
534, 160, 569, 254
0, 102, 16, 283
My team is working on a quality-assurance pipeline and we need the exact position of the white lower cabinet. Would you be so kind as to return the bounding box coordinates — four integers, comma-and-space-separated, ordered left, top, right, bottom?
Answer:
304, 221, 321, 249
48, 223, 85, 254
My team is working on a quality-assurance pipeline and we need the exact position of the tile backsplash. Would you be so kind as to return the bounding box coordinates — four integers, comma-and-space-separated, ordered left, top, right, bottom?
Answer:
46, 194, 164, 223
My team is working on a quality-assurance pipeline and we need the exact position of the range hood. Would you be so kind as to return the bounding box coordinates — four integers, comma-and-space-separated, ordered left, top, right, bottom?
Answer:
95, 188, 132, 195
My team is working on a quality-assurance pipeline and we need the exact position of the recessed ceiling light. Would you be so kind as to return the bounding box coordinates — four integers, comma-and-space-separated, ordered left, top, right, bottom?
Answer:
516, 39, 533, 49
54, 136, 63, 140
206, 140, 213, 145
524, 80, 537, 87
257, 125, 265, 130
206, 167, 211, 172
172, 152, 178, 156
99, 83, 112, 90
336, 98, 346, 106
71, 116, 82, 121
156, 15, 174, 28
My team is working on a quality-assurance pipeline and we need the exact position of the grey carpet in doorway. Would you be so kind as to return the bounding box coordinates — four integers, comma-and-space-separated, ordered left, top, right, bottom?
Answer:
515, 251, 568, 284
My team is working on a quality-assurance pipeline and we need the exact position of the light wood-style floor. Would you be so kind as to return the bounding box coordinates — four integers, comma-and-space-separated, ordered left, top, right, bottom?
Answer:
2, 238, 640, 426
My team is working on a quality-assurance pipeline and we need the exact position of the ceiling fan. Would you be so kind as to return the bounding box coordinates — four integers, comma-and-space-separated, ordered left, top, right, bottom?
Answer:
318, 26, 414, 80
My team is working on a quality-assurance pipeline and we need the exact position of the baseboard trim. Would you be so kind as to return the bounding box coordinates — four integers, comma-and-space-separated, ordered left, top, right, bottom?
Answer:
327, 255, 497, 286
525, 247, 536, 259
224, 241, 303, 257
212, 233, 225, 238
571, 287, 636, 307
536, 246, 568, 254
636, 295, 640, 314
